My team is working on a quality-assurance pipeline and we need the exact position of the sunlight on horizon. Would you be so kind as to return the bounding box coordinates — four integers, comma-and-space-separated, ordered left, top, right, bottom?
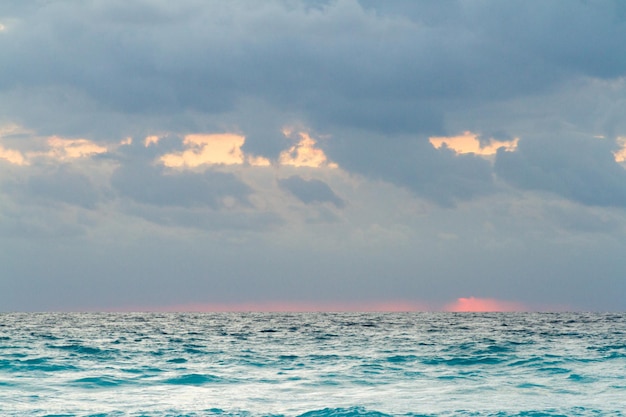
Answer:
107, 297, 542, 313
444, 296, 527, 312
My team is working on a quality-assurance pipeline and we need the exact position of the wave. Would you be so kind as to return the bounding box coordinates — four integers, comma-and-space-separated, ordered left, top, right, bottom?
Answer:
163, 373, 225, 385
71, 376, 130, 388
297, 407, 394, 417
23, 407, 624, 417
45, 343, 116, 357
1, 313, 624, 417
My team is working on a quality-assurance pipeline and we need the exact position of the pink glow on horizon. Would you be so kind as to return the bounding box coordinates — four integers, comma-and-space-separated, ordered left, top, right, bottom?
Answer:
444, 296, 527, 312
105, 298, 575, 314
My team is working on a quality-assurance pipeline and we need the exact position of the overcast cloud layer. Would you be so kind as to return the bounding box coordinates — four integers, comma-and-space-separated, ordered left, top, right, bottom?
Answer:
1, 0, 626, 312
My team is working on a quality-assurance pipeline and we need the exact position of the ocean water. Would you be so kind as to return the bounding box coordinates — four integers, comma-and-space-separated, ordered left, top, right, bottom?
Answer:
0, 313, 624, 417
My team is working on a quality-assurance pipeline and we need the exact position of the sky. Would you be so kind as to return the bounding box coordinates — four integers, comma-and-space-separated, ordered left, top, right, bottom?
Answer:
1, 0, 626, 312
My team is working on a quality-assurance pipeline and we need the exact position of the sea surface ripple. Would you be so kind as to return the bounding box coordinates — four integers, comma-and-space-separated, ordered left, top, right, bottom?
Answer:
0, 313, 624, 416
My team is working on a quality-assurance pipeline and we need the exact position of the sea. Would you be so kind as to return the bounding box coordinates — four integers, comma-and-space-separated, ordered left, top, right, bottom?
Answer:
0, 312, 624, 417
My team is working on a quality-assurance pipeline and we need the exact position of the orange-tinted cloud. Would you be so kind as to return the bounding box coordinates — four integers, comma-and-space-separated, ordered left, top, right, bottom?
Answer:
279, 131, 338, 168
160, 130, 338, 169
613, 136, 626, 162
444, 296, 526, 312
0, 145, 27, 165
429, 132, 518, 156
160, 133, 271, 167
0, 123, 29, 137
144, 135, 159, 147
0, 124, 30, 165
0, 124, 108, 164
46, 136, 108, 160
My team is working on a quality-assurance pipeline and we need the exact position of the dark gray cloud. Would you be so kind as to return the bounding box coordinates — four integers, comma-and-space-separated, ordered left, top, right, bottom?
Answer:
278, 175, 344, 207
327, 132, 494, 206
3, 0, 623, 206
4, 165, 101, 209
0, 164, 101, 239
24, 166, 101, 209
240, 127, 289, 161
2, 1, 624, 136
2, 0, 625, 202
114, 134, 185, 163
26, 167, 100, 209
110, 163, 251, 209
467, 0, 626, 79
495, 135, 626, 207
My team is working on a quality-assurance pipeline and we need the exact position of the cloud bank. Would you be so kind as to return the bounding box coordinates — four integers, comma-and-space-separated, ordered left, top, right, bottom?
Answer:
1, 1, 626, 311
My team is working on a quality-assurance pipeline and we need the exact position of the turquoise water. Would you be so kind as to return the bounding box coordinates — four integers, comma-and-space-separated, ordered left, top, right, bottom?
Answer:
0, 313, 624, 416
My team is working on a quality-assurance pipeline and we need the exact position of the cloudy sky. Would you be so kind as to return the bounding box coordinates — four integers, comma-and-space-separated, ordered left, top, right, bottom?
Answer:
1, 0, 626, 312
